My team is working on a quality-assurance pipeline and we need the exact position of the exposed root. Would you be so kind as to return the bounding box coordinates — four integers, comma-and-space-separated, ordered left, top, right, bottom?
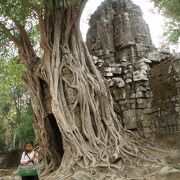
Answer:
25, 5, 168, 179
37, 44, 168, 179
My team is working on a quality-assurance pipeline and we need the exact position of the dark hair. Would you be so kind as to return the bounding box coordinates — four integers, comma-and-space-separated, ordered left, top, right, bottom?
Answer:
25, 141, 34, 146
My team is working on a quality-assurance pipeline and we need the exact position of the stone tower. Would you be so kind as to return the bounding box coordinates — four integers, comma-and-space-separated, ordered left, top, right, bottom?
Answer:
87, 0, 180, 141
87, 0, 154, 64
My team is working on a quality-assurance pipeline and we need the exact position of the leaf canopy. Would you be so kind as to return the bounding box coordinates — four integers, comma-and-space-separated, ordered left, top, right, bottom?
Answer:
151, 0, 180, 43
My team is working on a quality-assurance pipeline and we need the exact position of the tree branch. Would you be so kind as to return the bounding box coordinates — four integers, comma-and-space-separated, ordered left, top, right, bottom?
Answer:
80, 0, 88, 14
27, 0, 51, 51
0, 2, 40, 64
26, 1, 41, 14
0, 22, 22, 48
7, 16, 39, 62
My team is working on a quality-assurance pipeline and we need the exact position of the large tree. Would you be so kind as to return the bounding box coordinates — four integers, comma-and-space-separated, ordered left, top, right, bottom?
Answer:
0, 0, 159, 178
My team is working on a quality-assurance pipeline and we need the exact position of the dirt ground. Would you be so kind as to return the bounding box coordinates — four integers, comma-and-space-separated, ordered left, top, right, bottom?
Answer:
0, 135, 179, 180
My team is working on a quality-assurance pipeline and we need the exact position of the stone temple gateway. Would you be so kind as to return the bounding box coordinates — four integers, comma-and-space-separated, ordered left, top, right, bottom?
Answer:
86, 0, 180, 139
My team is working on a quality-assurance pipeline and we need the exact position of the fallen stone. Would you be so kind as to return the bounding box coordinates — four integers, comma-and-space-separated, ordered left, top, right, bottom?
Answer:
148, 51, 161, 62
139, 58, 152, 64
133, 70, 148, 81
157, 166, 180, 180
126, 79, 132, 83
165, 150, 180, 165
112, 77, 125, 88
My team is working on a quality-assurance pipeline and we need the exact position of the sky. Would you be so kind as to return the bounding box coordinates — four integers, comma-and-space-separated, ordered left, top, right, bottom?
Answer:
80, 0, 167, 49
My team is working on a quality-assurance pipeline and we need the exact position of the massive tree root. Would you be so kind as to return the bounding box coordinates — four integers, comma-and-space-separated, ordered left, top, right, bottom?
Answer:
21, 2, 166, 179
25, 28, 164, 180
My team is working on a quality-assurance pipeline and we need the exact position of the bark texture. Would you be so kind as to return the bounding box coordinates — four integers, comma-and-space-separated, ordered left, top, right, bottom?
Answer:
4, 1, 163, 179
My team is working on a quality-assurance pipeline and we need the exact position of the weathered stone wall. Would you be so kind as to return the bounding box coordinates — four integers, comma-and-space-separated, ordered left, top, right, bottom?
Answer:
148, 58, 180, 137
87, 0, 180, 138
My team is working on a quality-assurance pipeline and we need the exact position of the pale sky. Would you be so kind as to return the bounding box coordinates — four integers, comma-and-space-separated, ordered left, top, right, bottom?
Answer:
80, 0, 179, 51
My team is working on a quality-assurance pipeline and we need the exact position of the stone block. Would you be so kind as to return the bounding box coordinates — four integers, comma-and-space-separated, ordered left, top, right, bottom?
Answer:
175, 75, 180, 82
108, 79, 114, 87
136, 91, 145, 98
123, 110, 138, 129
165, 150, 180, 165
138, 57, 152, 64
103, 72, 113, 77
136, 86, 148, 92
142, 118, 151, 127
119, 100, 127, 105
148, 51, 161, 62
176, 82, 180, 88
126, 79, 132, 83
129, 103, 136, 109
172, 59, 180, 74
112, 89, 126, 101
133, 70, 148, 81
143, 108, 152, 114
137, 98, 147, 108
175, 107, 180, 112
112, 77, 125, 88
143, 127, 152, 138
156, 166, 180, 180
146, 91, 153, 98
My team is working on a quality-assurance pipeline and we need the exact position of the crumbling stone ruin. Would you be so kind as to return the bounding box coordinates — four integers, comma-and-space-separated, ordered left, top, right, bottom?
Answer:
87, 0, 180, 139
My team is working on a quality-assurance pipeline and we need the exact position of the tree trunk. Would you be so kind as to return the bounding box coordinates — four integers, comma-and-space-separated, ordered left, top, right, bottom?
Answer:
22, 3, 159, 179
12, 131, 16, 150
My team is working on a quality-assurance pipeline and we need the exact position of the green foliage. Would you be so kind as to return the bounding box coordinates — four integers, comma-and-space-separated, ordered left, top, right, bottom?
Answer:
0, 57, 35, 151
0, 0, 83, 51
15, 103, 35, 147
0, 0, 39, 52
151, 0, 180, 43
153, 0, 180, 20
0, 0, 85, 151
